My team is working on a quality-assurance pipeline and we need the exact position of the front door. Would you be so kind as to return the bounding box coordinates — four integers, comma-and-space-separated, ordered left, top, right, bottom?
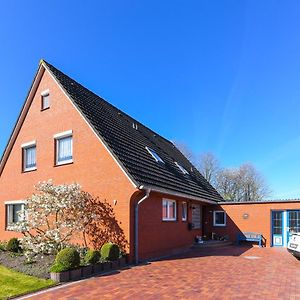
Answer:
272, 211, 284, 246
287, 210, 300, 244
192, 204, 201, 229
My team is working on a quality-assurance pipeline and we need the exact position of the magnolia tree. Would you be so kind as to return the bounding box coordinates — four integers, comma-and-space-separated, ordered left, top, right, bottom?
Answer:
11, 180, 97, 256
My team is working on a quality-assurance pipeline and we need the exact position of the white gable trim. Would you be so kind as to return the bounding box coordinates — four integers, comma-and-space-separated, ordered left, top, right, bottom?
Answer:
43, 64, 138, 189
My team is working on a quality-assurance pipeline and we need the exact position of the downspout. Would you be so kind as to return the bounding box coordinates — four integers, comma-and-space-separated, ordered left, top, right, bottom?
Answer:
135, 187, 151, 264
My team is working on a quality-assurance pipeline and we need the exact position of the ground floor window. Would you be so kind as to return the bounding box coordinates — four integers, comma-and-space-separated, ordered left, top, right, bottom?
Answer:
182, 202, 187, 221
213, 211, 226, 226
5, 202, 25, 228
162, 199, 177, 221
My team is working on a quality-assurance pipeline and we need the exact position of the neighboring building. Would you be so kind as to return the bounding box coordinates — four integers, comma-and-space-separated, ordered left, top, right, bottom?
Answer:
0, 60, 222, 262
204, 199, 300, 247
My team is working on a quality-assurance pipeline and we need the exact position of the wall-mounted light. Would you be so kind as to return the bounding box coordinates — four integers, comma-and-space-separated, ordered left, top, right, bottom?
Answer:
243, 213, 249, 219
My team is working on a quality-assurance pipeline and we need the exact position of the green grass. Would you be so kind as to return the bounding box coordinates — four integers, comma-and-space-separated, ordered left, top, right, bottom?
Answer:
0, 265, 55, 300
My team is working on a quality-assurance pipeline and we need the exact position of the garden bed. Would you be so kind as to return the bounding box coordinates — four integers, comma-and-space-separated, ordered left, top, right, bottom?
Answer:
0, 251, 55, 279
50, 256, 128, 282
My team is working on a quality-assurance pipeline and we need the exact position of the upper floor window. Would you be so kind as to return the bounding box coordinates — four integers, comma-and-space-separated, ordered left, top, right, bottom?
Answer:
213, 211, 226, 227
146, 146, 164, 164
22, 141, 36, 172
5, 201, 26, 228
175, 162, 189, 175
41, 90, 50, 110
162, 199, 177, 221
54, 130, 73, 165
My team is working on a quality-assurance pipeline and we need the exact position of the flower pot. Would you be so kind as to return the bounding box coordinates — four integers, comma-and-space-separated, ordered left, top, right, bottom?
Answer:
50, 270, 70, 282
70, 268, 82, 281
119, 256, 127, 268
93, 262, 103, 274
102, 261, 111, 272
82, 265, 93, 278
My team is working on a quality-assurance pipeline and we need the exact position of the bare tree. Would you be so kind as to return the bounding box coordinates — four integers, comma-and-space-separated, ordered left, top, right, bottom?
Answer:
216, 163, 271, 202
197, 152, 220, 186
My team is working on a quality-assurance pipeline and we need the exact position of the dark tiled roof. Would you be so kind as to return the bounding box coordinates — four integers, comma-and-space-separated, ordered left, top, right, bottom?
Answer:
44, 61, 222, 202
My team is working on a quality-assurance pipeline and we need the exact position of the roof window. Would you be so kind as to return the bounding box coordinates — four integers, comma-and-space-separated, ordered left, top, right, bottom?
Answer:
175, 162, 189, 175
146, 146, 164, 163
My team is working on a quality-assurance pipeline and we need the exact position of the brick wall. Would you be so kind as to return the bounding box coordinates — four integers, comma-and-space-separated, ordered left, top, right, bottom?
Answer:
0, 69, 137, 250
203, 202, 300, 246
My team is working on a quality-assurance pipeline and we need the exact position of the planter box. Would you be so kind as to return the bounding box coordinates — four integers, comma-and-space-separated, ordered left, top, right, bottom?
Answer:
102, 261, 111, 272
93, 262, 103, 274
82, 264, 93, 278
70, 268, 82, 281
50, 270, 70, 282
111, 260, 119, 270
119, 256, 127, 268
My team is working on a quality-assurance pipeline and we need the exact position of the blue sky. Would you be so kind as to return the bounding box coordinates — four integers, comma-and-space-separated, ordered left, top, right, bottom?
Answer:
1, 1, 300, 199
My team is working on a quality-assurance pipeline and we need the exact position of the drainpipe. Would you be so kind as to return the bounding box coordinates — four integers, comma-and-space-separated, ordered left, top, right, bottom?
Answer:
135, 187, 151, 264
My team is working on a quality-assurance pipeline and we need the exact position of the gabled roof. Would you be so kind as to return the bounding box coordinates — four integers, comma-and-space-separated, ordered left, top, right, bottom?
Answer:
1, 60, 223, 203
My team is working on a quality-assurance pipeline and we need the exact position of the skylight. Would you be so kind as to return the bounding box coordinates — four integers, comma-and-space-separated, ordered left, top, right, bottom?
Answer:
175, 162, 189, 175
145, 146, 164, 163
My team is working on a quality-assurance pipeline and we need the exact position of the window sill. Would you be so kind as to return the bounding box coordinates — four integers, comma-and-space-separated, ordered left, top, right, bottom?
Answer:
54, 160, 73, 167
162, 219, 177, 222
41, 107, 50, 112
213, 224, 226, 227
22, 167, 37, 173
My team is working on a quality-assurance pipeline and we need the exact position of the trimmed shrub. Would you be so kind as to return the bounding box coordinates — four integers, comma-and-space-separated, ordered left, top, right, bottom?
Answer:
0, 241, 7, 251
85, 250, 100, 264
50, 263, 69, 273
55, 248, 80, 271
100, 243, 120, 261
6, 238, 20, 253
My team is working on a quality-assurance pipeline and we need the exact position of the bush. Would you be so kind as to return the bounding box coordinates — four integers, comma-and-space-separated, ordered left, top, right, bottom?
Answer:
54, 247, 80, 271
0, 241, 7, 251
85, 250, 100, 264
100, 243, 120, 261
50, 263, 69, 273
6, 238, 20, 253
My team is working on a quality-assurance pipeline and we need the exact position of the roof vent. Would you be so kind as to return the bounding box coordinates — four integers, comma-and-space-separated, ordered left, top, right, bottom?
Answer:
132, 123, 138, 130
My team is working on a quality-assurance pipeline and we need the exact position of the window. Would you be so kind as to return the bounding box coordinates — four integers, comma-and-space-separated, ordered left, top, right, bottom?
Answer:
54, 131, 73, 165
182, 202, 187, 221
22, 142, 36, 172
6, 202, 25, 228
213, 211, 226, 226
146, 146, 164, 163
175, 162, 189, 175
41, 90, 50, 110
162, 199, 177, 221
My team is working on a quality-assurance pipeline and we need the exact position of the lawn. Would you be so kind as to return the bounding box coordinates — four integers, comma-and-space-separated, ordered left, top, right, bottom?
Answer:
0, 265, 55, 300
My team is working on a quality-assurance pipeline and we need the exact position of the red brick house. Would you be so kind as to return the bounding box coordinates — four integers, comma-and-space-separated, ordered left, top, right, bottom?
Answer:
1, 61, 299, 262
0, 60, 222, 262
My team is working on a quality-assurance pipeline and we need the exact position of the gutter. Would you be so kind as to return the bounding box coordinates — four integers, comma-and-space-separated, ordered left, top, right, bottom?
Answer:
134, 187, 151, 264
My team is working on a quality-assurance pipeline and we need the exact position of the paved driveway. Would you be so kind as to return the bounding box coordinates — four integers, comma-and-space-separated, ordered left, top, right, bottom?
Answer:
23, 246, 299, 300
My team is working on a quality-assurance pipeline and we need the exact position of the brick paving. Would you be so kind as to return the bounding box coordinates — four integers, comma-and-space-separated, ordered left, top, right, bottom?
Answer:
23, 246, 300, 300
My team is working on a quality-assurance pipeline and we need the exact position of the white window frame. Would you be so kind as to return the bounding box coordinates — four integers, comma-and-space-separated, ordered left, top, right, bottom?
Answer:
213, 210, 226, 227
162, 199, 177, 221
145, 146, 164, 164
175, 162, 189, 175
182, 201, 187, 221
21, 141, 37, 172
54, 130, 73, 166
5, 200, 26, 229
41, 89, 50, 110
